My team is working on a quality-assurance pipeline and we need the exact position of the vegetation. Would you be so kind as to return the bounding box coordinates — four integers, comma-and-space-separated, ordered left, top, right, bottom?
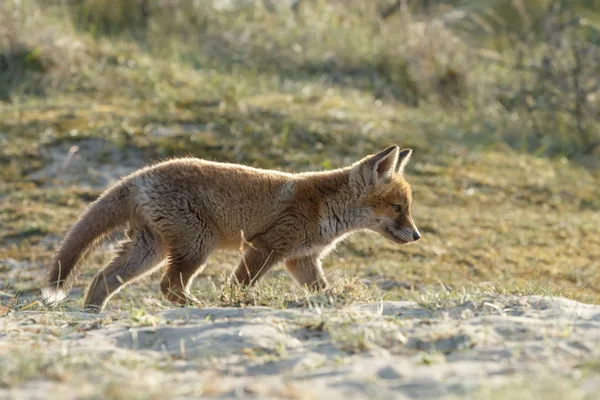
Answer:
1, 1, 600, 397
1, 0, 599, 309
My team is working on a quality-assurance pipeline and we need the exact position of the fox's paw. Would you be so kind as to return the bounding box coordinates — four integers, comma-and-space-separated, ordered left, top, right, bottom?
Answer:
161, 286, 197, 306
81, 304, 103, 314
40, 286, 67, 307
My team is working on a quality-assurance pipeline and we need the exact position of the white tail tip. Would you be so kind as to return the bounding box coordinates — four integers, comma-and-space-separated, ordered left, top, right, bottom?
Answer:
41, 286, 67, 306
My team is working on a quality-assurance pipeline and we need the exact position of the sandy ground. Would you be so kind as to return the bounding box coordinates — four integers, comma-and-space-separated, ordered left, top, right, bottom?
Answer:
4, 139, 600, 399
2, 295, 600, 399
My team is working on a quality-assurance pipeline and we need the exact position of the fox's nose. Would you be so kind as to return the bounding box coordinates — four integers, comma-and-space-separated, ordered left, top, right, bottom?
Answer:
413, 231, 421, 241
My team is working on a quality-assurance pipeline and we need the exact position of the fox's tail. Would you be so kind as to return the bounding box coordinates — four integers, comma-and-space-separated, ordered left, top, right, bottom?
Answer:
41, 180, 133, 305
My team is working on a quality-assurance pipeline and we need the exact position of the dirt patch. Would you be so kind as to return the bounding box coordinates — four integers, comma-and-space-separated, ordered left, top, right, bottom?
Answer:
28, 138, 145, 189
2, 295, 600, 399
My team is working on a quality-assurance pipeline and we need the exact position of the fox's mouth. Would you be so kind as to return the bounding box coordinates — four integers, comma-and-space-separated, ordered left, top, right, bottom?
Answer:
384, 226, 411, 244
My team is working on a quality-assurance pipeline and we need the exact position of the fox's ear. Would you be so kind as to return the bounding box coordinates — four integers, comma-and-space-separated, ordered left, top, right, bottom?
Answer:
395, 148, 413, 175
370, 145, 400, 182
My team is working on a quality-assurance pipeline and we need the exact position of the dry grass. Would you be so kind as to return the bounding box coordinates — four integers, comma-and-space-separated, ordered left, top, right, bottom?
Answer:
0, 3, 599, 397
1, 0, 599, 312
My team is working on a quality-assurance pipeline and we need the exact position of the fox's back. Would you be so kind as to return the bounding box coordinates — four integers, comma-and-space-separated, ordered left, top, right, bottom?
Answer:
130, 158, 297, 242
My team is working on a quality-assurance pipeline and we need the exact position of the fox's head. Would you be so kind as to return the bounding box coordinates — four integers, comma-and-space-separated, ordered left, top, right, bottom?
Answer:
350, 145, 420, 244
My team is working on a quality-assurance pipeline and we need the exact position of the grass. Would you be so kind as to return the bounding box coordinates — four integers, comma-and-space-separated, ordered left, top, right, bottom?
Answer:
0, 0, 599, 310
0, 1, 599, 396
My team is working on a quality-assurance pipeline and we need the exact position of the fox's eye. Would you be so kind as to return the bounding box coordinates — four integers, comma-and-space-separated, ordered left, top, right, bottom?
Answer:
392, 204, 402, 212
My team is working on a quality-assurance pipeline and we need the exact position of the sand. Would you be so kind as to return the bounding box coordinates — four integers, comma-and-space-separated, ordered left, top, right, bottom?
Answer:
2, 295, 600, 399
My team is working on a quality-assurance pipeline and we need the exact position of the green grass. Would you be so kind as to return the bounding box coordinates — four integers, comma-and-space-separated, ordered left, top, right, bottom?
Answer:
0, 0, 599, 315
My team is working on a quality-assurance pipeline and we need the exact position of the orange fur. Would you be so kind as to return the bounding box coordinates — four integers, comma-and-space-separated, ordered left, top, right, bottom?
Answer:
41, 145, 420, 312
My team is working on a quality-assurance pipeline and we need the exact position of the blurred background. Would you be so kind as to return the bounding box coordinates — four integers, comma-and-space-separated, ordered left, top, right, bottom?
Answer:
1, 0, 599, 309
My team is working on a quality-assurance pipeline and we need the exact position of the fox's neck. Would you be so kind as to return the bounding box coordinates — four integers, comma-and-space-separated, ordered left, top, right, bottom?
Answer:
305, 168, 369, 241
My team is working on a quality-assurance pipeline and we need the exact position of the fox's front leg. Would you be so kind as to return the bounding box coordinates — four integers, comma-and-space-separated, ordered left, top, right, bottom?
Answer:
232, 247, 283, 287
231, 226, 301, 288
285, 255, 328, 291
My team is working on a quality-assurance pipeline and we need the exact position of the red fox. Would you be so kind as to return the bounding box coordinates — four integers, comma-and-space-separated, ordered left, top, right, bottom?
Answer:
41, 145, 420, 311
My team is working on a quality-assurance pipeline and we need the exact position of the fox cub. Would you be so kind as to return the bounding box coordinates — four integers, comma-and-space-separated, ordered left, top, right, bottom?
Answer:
41, 145, 420, 311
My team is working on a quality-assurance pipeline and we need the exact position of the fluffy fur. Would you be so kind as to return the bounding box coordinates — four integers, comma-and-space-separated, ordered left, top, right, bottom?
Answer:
41, 145, 421, 312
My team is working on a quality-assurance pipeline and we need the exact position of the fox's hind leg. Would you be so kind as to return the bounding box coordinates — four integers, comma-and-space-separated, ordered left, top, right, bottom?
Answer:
160, 235, 218, 305
83, 226, 165, 312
